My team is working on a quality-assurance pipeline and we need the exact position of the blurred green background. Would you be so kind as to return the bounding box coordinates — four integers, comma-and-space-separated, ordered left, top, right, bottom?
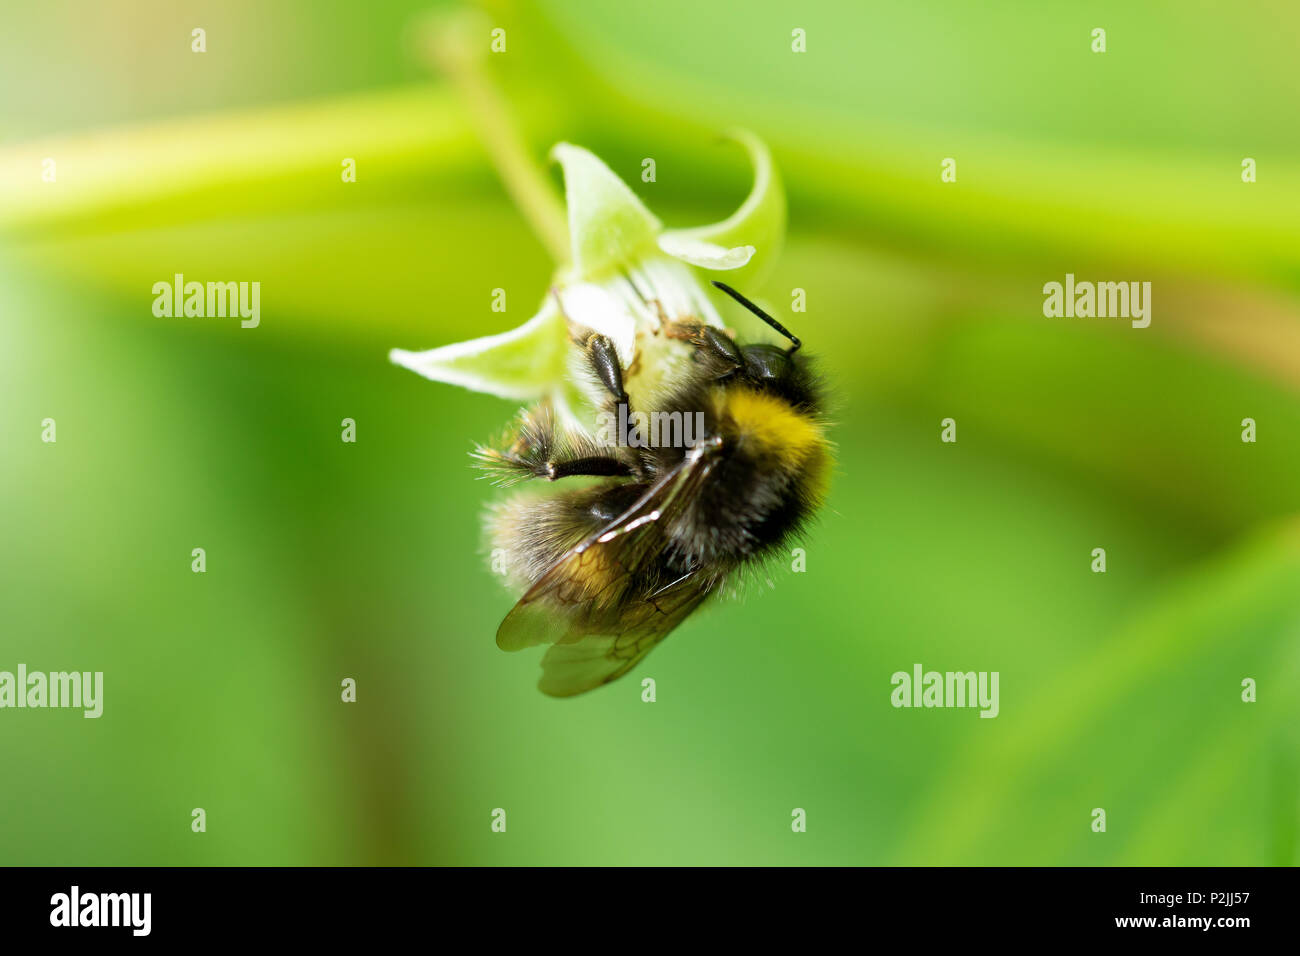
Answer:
2, 0, 1298, 865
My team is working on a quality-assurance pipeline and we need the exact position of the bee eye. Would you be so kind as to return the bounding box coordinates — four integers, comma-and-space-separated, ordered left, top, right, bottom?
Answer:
741, 344, 792, 381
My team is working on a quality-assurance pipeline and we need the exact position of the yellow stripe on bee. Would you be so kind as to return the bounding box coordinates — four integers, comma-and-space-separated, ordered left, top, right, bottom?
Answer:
722, 388, 828, 476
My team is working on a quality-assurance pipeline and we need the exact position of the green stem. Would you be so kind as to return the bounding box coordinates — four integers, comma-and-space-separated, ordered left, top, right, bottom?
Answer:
422, 12, 570, 264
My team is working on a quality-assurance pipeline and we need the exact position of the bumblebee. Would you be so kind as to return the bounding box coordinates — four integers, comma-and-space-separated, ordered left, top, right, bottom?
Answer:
477, 281, 831, 696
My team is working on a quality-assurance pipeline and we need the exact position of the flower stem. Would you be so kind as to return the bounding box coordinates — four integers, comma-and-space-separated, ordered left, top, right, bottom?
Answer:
420, 12, 570, 264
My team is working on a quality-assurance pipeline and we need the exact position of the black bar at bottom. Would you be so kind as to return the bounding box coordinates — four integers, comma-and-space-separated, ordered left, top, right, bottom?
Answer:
0, 866, 1290, 941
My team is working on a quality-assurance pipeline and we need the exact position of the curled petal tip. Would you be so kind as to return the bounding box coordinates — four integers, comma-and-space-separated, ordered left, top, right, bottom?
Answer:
657, 233, 756, 270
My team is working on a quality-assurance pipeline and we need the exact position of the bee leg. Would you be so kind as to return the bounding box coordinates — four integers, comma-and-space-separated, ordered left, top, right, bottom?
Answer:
696, 326, 744, 373
666, 321, 743, 378
577, 332, 630, 407
551, 284, 632, 411
475, 403, 636, 484
547, 456, 635, 480
576, 332, 645, 451
478, 447, 635, 483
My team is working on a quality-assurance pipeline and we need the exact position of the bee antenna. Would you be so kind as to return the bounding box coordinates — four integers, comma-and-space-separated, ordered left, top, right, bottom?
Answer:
710, 281, 802, 353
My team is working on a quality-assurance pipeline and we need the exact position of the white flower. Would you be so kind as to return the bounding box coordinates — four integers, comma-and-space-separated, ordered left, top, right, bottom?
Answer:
389, 130, 784, 429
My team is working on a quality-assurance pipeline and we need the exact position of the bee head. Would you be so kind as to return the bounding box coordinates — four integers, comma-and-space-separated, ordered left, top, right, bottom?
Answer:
741, 343, 793, 383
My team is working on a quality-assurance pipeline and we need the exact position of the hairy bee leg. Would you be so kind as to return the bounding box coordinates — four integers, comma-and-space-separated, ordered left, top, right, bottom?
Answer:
548, 456, 635, 479
475, 403, 636, 484
575, 332, 647, 456
696, 326, 744, 371
665, 321, 743, 377
476, 439, 634, 483
555, 287, 637, 431
493, 451, 634, 481
576, 332, 630, 408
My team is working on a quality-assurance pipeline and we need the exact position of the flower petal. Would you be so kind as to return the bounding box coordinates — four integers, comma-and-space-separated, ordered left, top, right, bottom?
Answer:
656, 233, 754, 270
551, 142, 661, 280
658, 129, 785, 284
556, 282, 638, 366
389, 301, 567, 400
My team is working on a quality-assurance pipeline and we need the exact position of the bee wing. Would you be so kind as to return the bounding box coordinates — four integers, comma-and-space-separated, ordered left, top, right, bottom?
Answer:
537, 573, 712, 697
496, 443, 721, 696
